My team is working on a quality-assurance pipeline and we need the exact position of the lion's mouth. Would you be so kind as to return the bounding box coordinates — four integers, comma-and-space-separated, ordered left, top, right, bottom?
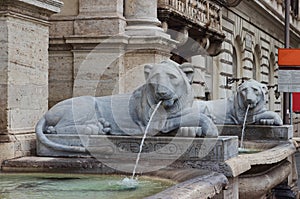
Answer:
162, 98, 177, 108
246, 101, 257, 109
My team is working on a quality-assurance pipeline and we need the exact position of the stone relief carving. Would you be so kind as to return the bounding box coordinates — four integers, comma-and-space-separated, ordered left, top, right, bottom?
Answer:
36, 60, 218, 152
195, 79, 283, 125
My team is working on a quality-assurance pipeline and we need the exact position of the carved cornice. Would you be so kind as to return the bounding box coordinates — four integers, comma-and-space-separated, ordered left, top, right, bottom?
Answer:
19, 0, 64, 13
0, 0, 63, 21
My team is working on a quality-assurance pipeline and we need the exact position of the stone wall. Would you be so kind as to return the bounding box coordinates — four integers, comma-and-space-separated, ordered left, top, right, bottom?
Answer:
48, 0, 175, 107
48, 0, 300, 117
6, 17, 49, 133
188, 2, 300, 115
206, 1, 292, 116
48, 0, 126, 106
0, 19, 8, 133
0, 0, 62, 163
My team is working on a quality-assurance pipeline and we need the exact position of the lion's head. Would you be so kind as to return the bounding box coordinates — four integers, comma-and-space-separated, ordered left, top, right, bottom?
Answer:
144, 60, 194, 114
236, 79, 267, 111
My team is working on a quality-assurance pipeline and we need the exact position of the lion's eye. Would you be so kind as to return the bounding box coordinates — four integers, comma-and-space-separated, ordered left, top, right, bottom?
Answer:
168, 74, 178, 80
241, 88, 247, 92
252, 87, 259, 94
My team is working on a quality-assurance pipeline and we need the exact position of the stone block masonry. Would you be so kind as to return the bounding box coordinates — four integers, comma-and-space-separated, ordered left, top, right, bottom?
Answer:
7, 17, 48, 133
0, 0, 63, 163
48, 0, 176, 103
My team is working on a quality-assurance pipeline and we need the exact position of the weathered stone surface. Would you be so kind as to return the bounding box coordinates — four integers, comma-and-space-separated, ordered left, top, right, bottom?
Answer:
36, 60, 218, 155
218, 125, 293, 141
74, 18, 125, 36
78, 0, 123, 16
181, 140, 295, 179
239, 141, 296, 166
49, 20, 74, 38
0, 0, 62, 134
195, 79, 283, 126
239, 161, 291, 199
124, 0, 162, 34
123, 50, 173, 93
37, 135, 237, 160
146, 170, 228, 199
48, 51, 74, 107
1, 156, 107, 173
48, 0, 177, 102
0, 0, 62, 162
0, 133, 36, 165
213, 177, 239, 199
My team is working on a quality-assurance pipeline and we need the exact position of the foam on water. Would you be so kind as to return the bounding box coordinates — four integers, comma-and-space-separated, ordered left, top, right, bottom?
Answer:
120, 177, 139, 189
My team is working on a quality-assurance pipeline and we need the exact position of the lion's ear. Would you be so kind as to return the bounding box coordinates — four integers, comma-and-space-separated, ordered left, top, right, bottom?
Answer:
261, 84, 268, 95
144, 64, 153, 80
179, 63, 194, 84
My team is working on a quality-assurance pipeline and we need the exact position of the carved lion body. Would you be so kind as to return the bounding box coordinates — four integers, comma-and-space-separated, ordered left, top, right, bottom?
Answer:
36, 60, 218, 152
195, 79, 283, 125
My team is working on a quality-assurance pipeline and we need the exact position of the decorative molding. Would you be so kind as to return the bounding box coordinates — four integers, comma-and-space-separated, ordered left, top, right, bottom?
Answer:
0, 0, 63, 20
19, 0, 63, 13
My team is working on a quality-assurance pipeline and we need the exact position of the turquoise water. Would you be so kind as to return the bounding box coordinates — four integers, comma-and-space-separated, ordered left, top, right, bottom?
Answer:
0, 173, 175, 199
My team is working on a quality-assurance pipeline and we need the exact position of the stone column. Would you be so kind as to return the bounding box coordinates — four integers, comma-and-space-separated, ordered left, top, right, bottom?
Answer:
124, 0, 164, 36
0, 0, 63, 163
122, 0, 176, 93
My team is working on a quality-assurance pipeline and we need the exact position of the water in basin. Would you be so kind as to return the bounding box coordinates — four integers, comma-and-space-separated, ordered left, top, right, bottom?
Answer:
238, 141, 278, 154
0, 173, 175, 199
238, 147, 262, 154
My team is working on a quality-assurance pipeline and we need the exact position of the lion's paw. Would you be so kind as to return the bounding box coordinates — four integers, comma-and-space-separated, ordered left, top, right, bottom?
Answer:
259, 118, 283, 126
45, 126, 57, 134
259, 119, 275, 125
177, 127, 201, 137
256, 111, 283, 126
98, 118, 111, 134
195, 113, 219, 138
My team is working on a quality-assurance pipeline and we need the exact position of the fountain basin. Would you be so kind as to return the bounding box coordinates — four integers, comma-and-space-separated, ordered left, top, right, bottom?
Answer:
216, 124, 297, 199
0, 158, 228, 199
238, 160, 291, 199
238, 140, 296, 166
0, 172, 175, 199
146, 169, 228, 199
4, 124, 297, 198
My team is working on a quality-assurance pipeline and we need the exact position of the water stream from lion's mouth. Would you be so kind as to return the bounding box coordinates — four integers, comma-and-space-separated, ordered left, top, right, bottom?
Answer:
240, 104, 250, 149
131, 100, 163, 180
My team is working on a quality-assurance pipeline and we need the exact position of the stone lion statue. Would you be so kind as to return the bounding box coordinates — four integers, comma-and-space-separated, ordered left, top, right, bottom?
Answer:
194, 79, 283, 125
36, 60, 218, 153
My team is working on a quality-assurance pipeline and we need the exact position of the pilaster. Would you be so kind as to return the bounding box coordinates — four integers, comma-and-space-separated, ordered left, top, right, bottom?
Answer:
0, 0, 63, 162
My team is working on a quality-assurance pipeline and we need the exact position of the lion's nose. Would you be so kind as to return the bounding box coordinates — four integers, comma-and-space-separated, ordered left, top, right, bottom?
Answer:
246, 99, 254, 105
157, 86, 171, 98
